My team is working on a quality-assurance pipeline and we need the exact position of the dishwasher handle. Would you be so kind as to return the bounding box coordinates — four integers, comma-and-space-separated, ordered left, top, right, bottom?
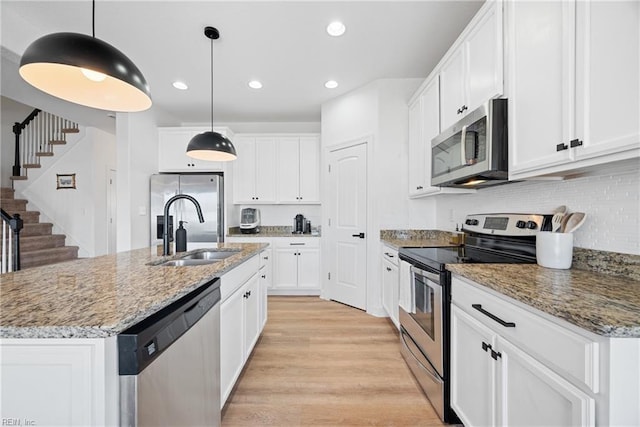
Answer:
118, 278, 221, 375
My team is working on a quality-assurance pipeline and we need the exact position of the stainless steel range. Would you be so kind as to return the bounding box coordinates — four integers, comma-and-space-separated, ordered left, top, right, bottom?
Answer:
398, 213, 552, 423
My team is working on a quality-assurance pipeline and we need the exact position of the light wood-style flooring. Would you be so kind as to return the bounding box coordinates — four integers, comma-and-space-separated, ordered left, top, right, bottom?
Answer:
221, 296, 444, 426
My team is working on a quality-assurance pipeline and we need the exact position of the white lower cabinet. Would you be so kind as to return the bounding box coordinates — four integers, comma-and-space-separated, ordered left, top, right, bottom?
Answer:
220, 255, 264, 407
258, 249, 272, 328
380, 244, 399, 328
273, 238, 320, 295
451, 276, 598, 426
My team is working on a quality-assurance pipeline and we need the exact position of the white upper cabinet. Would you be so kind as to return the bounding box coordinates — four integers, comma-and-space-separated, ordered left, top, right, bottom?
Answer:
276, 135, 320, 204
508, 0, 639, 179
440, 0, 504, 131
232, 136, 277, 204
158, 127, 231, 172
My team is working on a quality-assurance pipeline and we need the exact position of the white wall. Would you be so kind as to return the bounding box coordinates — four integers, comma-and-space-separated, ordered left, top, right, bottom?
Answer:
116, 111, 158, 252
16, 127, 116, 257
434, 164, 640, 255
320, 78, 427, 316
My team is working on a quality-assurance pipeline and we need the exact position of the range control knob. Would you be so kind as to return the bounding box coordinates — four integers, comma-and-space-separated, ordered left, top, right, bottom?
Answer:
526, 221, 538, 230
466, 219, 479, 226
465, 219, 473, 225
515, 220, 526, 229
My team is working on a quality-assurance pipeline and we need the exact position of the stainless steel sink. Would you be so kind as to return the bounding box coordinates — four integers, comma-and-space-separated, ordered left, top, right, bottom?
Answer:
158, 259, 221, 267
181, 250, 240, 261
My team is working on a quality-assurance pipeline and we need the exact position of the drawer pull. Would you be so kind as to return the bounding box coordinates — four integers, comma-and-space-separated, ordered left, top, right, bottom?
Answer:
290, 243, 305, 246
472, 304, 516, 328
384, 252, 395, 258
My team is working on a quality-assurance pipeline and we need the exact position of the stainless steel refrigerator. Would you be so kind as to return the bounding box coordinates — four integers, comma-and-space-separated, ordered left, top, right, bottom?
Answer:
150, 173, 224, 246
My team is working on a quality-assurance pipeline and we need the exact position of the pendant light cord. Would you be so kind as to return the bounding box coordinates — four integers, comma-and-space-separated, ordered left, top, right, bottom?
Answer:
92, 0, 95, 38
210, 36, 214, 132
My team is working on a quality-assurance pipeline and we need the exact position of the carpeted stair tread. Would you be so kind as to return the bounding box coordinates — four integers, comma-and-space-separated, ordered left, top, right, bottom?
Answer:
20, 246, 79, 269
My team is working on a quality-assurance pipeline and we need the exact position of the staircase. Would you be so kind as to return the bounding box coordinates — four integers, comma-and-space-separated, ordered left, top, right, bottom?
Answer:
10, 109, 79, 181
1, 187, 79, 269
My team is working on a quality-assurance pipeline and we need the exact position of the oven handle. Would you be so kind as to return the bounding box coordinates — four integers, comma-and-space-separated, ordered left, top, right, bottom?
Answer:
460, 124, 468, 166
400, 329, 442, 383
409, 265, 441, 286
472, 304, 516, 328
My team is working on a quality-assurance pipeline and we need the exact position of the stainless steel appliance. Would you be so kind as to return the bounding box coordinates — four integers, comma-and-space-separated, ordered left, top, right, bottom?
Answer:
398, 213, 552, 423
240, 208, 261, 234
118, 279, 221, 426
150, 173, 224, 246
293, 214, 305, 234
431, 99, 508, 189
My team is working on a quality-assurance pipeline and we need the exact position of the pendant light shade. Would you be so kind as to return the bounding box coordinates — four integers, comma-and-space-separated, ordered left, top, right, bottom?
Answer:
186, 26, 237, 162
187, 131, 237, 161
19, 2, 151, 112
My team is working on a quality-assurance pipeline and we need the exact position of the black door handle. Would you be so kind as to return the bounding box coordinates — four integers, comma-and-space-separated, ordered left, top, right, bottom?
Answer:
352, 233, 365, 238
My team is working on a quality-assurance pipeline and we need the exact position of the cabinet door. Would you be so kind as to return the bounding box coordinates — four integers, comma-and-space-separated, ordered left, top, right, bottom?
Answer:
298, 136, 320, 203
420, 78, 444, 195
440, 48, 466, 131
574, 0, 640, 160
508, 0, 576, 176
465, 1, 503, 112
451, 305, 497, 427
233, 137, 257, 203
255, 137, 277, 202
220, 287, 245, 405
497, 337, 595, 426
297, 247, 320, 289
276, 137, 300, 203
407, 97, 425, 197
273, 248, 299, 289
243, 274, 261, 358
381, 258, 399, 328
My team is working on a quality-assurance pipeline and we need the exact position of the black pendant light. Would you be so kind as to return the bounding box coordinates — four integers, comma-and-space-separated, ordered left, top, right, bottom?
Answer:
186, 26, 237, 162
19, 0, 151, 112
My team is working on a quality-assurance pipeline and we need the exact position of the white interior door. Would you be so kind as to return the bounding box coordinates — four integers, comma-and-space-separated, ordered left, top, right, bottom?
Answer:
327, 143, 367, 310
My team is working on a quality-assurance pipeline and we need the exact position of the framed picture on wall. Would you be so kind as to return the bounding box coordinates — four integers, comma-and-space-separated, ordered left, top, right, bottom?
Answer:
56, 173, 76, 189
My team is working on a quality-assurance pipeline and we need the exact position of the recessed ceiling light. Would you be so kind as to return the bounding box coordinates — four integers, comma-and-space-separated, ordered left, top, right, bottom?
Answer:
325, 80, 338, 89
172, 81, 188, 90
248, 80, 263, 89
327, 21, 346, 37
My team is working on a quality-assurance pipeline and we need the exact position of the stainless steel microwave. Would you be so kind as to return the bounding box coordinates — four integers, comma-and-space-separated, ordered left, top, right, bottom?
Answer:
431, 98, 508, 188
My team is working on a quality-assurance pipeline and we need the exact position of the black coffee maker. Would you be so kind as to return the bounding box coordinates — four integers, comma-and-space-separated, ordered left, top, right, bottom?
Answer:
294, 214, 305, 234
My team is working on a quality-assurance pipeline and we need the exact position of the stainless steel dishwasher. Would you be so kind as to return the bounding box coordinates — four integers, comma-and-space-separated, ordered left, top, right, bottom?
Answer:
118, 279, 221, 426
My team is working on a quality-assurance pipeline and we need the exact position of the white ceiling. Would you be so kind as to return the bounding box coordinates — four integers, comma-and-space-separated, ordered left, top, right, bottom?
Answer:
1, 1, 483, 130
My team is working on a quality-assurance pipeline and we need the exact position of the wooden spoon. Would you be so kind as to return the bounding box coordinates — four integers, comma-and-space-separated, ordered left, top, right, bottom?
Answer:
564, 212, 586, 233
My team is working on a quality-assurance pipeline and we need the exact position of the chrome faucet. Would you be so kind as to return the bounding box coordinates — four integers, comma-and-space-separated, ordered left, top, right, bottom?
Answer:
163, 194, 205, 256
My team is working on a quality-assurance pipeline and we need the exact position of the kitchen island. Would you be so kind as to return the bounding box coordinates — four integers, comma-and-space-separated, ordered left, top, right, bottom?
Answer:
0, 242, 267, 426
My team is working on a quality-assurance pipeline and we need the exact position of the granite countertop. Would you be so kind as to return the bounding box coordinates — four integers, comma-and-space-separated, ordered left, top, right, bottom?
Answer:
448, 263, 640, 338
380, 229, 463, 250
228, 225, 320, 238
0, 243, 267, 339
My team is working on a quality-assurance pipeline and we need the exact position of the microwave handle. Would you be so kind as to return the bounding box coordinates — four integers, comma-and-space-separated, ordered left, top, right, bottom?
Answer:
460, 125, 467, 166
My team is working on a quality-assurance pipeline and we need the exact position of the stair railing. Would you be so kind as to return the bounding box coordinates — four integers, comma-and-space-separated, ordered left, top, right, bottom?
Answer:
1, 209, 23, 273
12, 109, 79, 179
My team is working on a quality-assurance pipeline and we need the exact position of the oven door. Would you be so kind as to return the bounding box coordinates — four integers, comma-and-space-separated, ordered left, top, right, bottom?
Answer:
400, 265, 443, 376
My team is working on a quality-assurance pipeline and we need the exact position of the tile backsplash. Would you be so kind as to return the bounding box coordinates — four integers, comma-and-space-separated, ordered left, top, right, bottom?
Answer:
435, 166, 639, 255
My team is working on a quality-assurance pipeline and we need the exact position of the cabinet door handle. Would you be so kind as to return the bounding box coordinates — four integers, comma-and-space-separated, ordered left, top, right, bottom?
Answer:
462, 105, 468, 112
384, 252, 395, 258
416, 186, 423, 190
261, 274, 266, 279
482, 342, 492, 352
570, 138, 583, 148
472, 304, 516, 327
556, 143, 569, 152
457, 108, 462, 114
491, 350, 502, 360
386, 267, 392, 272
263, 256, 269, 260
